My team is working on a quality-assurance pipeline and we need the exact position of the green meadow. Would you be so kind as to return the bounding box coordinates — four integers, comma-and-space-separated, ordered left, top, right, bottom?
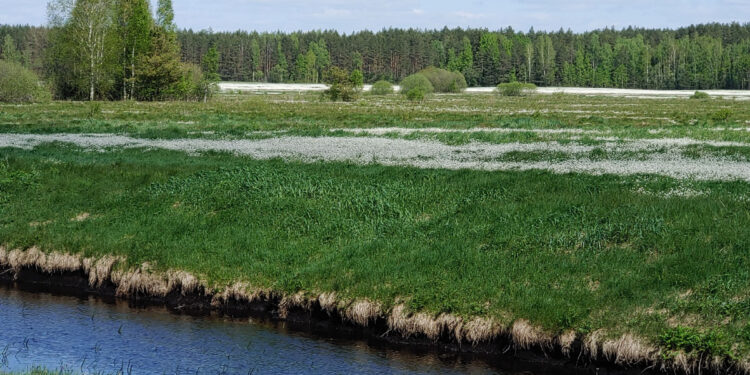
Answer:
1, 92, 749, 365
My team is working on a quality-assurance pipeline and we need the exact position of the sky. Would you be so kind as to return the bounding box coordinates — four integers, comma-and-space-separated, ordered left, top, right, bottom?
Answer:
1, 0, 749, 33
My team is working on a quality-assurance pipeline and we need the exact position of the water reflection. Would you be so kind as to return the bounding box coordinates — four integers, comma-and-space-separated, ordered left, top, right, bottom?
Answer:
0, 285, 590, 374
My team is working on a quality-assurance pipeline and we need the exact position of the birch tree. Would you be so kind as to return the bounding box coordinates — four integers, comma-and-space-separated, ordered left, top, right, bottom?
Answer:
156, 0, 175, 33
65, 0, 116, 100
116, 0, 151, 100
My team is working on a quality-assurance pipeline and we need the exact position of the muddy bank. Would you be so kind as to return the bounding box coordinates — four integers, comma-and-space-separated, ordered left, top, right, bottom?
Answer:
0, 248, 745, 375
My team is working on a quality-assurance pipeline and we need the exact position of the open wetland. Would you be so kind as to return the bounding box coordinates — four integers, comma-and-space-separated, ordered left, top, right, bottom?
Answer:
1, 92, 749, 374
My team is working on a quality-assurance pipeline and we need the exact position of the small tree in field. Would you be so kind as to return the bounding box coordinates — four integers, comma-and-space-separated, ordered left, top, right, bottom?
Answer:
323, 66, 359, 102
350, 69, 364, 90
405, 87, 426, 102
400, 73, 434, 96
370, 80, 394, 95
201, 46, 220, 102
497, 82, 537, 96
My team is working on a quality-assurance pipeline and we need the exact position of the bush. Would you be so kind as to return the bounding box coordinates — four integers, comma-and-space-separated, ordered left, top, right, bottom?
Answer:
419, 67, 467, 93
691, 91, 710, 100
0, 60, 51, 103
400, 74, 434, 96
711, 109, 733, 122
370, 80, 394, 95
497, 82, 537, 96
323, 66, 359, 102
405, 88, 426, 102
166, 63, 210, 101
350, 69, 364, 89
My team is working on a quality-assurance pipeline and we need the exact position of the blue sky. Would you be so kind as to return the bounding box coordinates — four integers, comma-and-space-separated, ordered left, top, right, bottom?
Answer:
1, 0, 748, 33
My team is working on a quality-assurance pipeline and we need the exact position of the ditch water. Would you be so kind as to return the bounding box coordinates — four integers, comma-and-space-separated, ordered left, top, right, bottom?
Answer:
0, 285, 601, 375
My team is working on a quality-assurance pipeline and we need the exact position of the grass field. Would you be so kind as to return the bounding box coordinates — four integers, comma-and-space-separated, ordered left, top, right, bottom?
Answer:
1, 91, 749, 371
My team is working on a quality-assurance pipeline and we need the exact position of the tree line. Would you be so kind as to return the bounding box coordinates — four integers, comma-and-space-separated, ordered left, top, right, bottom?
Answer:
2, 19, 750, 91
178, 24, 750, 90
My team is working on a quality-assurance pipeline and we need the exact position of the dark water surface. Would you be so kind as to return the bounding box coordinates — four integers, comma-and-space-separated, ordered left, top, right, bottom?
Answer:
0, 286, 592, 375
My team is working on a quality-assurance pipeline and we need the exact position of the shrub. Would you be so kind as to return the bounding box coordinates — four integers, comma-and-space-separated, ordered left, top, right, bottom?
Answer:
497, 82, 537, 96
691, 91, 710, 100
370, 80, 394, 95
419, 67, 467, 93
323, 66, 359, 102
0, 60, 51, 103
400, 74, 434, 96
405, 88, 426, 102
167, 63, 210, 101
350, 69, 364, 89
711, 109, 733, 122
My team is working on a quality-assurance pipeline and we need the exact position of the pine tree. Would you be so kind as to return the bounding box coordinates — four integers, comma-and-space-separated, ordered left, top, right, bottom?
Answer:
250, 39, 261, 81
137, 26, 181, 100
477, 33, 500, 85
448, 37, 475, 85
202, 46, 220, 82
201, 46, 219, 101
1, 35, 21, 64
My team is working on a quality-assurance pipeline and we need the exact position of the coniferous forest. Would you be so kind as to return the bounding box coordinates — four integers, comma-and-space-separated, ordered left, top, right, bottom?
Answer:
3, 21, 750, 93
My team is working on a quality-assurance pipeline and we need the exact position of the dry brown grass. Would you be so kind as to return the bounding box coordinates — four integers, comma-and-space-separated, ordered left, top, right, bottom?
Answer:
317, 291, 338, 313
511, 319, 553, 350
167, 270, 201, 295
558, 330, 577, 356
279, 292, 312, 319
584, 330, 604, 359
7, 246, 82, 273
210, 282, 262, 307
344, 299, 381, 326
464, 317, 503, 345
70, 212, 91, 222
29, 220, 53, 227
82, 255, 120, 287
386, 304, 500, 343
601, 334, 657, 365
111, 264, 169, 297
0, 246, 7, 266
387, 304, 447, 340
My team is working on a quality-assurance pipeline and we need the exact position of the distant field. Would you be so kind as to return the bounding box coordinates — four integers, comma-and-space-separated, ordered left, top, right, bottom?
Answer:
1, 91, 749, 372
219, 82, 750, 100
